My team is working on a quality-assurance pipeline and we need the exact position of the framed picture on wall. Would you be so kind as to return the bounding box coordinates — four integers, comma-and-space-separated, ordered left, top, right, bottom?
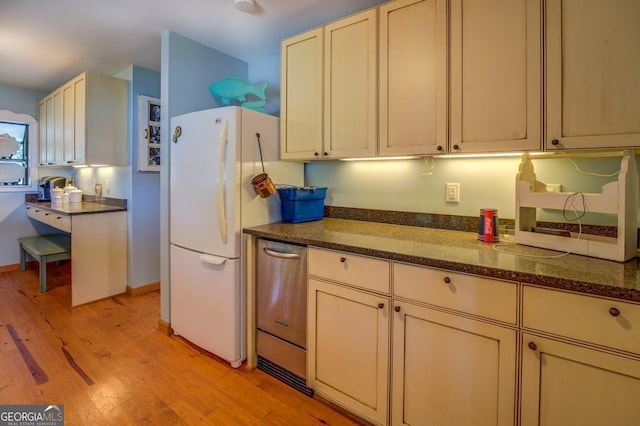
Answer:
137, 95, 161, 172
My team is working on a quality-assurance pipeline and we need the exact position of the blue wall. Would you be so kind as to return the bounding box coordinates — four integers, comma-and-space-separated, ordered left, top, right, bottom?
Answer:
159, 31, 248, 321
130, 66, 162, 287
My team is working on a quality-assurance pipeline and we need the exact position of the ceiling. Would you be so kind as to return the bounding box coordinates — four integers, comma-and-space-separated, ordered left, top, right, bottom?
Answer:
1, 0, 386, 92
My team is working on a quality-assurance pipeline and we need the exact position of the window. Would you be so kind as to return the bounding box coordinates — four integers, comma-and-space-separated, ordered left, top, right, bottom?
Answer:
0, 110, 37, 192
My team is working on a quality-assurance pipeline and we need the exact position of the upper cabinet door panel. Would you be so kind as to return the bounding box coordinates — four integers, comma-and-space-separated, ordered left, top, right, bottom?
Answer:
450, 0, 541, 153
280, 28, 324, 160
546, 0, 640, 150
324, 9, 377, 158
379, 0, 447, 156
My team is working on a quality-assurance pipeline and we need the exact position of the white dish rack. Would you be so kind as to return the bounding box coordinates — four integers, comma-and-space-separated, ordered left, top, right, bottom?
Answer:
515, 150, 638, 262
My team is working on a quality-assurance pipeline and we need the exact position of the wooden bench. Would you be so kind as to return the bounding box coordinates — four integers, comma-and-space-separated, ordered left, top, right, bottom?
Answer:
19, 234, 71, 293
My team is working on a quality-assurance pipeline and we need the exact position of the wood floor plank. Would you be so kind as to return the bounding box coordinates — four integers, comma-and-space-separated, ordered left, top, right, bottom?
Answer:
0, 264, 366, 425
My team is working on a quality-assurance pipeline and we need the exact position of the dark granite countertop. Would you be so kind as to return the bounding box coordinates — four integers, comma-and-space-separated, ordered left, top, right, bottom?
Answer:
25, 194, 127, 215
244, 218, 640, 303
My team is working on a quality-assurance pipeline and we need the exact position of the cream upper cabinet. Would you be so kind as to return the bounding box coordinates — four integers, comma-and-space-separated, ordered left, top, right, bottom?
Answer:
38, 71, 127, 167
38, 97, 53, 166
280, 28, 323, 160
449, 0, 541, 154
324, 9, 377, 159
379, 0, 447, 156
521, 285, 640, 425
281, 10, 377, 160
545, 0, 640, 150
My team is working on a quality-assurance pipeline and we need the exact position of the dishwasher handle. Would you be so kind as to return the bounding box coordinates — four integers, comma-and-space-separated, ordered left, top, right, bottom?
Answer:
263, 247, 302, 260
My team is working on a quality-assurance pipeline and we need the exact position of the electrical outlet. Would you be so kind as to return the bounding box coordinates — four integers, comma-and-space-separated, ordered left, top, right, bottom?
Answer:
445, 183, 460, 203
546, 184, 562, 193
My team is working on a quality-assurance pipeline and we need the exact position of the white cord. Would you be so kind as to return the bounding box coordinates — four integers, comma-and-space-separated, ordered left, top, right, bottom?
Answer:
565, 155, 619, 178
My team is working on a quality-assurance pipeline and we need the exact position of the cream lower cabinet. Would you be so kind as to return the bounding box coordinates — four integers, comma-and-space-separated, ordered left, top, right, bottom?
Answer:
392, 302, 517, 426
307, 248, 391, 425
308, 279, 390, 425
392, 263, 517, 426
520, 333, 640, 426
521, 285, 640, 425
26, 205, 127, 306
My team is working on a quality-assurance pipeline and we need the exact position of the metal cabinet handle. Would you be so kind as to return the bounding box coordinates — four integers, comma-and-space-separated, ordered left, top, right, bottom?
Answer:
443, 276, 451, 284
453, 144, 460, 150
394, 306, 401, 313
528, 341, 537, 351
551, 139, 560, 146
340, 257, 346, 263
437, 145, 443, 151
609, 307, 621, 317
378, 302, 384, 309
263, 247, 301, 260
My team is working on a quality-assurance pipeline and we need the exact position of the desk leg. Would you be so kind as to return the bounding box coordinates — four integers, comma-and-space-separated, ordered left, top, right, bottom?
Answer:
19, 245, 26, 272
39, 256, 47, 293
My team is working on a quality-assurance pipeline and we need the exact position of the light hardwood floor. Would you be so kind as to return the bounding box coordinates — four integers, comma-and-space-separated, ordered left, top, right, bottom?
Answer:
0, 261, 363, 425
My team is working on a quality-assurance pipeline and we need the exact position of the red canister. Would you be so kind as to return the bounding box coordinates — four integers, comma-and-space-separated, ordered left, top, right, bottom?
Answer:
478, 209, 499, 242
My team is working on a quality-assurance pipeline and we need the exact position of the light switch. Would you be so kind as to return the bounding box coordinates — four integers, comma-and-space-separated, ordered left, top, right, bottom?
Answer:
446, 183, 460, 203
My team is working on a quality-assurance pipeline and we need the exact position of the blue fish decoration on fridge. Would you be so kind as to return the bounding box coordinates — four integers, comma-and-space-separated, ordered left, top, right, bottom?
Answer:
209, 77, 267, 112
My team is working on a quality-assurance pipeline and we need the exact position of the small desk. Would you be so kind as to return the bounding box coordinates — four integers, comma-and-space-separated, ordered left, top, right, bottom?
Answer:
19, 234, 71, 292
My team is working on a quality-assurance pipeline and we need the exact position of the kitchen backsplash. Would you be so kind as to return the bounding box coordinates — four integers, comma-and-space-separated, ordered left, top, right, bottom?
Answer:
306, 155, 634, 227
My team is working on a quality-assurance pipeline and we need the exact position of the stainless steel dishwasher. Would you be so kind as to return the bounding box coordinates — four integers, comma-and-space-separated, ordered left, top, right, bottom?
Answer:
256, 239, 313, 395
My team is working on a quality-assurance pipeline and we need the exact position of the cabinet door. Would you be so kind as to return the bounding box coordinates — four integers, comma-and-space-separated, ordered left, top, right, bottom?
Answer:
280, 28, 323, 160
44, 96, 56, 166
379, 0, 447, 156
70, 74, 86, 165
546, 0, 640, 150
62, 81, 76, 165
392, 301, 516, 426
450, 0, 541, 154
308, 278, 389, 425
38, 100, 48, 166
521, 333, 640, 426
53, 90, 64, 164
324, 9, 377, 159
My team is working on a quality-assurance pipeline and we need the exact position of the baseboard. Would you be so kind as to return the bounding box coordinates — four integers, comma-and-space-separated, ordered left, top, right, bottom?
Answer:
158, 319, 172, 336
126, 281, 160, 297
0, 263, 21, 273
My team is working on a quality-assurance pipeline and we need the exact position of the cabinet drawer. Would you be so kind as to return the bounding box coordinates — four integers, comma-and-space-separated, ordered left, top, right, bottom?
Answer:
308, 247, 390, 294
27, 206, 71, 233
393, 263, 518, 324
523, 285, 640, 355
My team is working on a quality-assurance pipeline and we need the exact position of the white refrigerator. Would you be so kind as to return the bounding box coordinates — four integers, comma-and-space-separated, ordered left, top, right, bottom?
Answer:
169, 106, 303, 368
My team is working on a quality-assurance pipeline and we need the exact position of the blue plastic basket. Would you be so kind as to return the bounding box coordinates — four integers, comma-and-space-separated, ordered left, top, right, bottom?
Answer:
277, 186, 327, 223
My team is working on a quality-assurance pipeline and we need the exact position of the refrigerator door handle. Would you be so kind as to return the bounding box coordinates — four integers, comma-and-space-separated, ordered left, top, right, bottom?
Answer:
217, 120, 229, 244
199, 254, 227, 265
